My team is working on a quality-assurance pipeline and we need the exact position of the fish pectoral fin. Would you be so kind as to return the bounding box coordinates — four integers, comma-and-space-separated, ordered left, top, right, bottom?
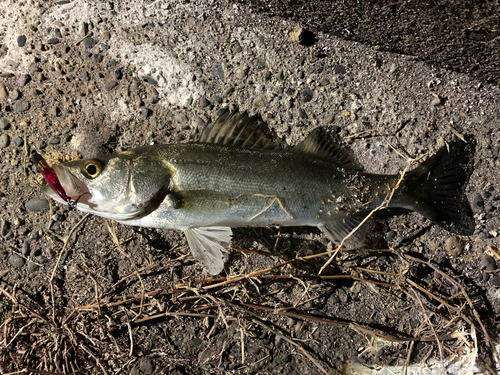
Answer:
319, 217, 368, 249
184, 226, 232, 275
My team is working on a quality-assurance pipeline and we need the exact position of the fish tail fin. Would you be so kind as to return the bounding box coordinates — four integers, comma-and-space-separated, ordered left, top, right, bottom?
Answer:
404, 139, 475, 235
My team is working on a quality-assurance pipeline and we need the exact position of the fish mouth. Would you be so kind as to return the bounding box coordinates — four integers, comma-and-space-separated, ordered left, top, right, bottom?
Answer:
41, 164, 92, 207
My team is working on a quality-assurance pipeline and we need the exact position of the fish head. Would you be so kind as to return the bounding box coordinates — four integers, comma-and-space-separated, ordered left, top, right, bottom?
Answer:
42, 152, 171, 220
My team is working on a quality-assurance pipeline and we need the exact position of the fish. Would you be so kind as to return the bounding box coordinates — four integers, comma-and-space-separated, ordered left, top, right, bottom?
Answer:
40, 110, 475, 274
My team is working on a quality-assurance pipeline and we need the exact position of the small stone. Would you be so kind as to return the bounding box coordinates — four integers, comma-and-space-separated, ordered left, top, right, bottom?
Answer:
288, 27, 305, 44
14, 137, 23, 147
140, 76, 157, 85
82, 37, 96, 49
139, 107, 151, 119
231, 42, 242, 54
480, 255, 496, 271
79, 71, 90, 81
104, 80, 118, 91
47, 38, 60, 45
0, 134, 10, 149
334, 65, 347, 74
253, 95, 267, 108
211, 95, 223, 105
49, 137, 60, 145
17, 35, 27, 47
198, 96, 210, 108
473, 194, 484, 211
25, 199, 50, 212
319, 78, 330, 87
0, 118, 11, 130
10, 89, 21, 101
235, 66, 249, 79
300, 88, 314, 103
0, 84, 7, 100
18, 74, 31, 88
22, 239, 32, 256
139, 358, 154, 374
211, 64, 224, 82
175, 113, 188, 124
27, 261, 40, 273
114, 69, 123, 80
13, 100, 30, 112
9, 254, 25, 268
1, 220, 10, 237
445, 236, 464, 256
491, 275, 500, 286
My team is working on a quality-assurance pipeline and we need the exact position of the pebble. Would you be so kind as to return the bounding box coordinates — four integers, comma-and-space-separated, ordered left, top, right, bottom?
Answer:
27, 261, 40, 273
17, 35, 27, 47
235, 66, 249, 79
0, 118, 10, 130
288, 26, 305, 44
25, 199, 50, 212
13, 100, 30, 112
231, 42, 242, 54
18, 74, 31, 88
104, 80, 118, 91
140, 76, 157, 85
301, 88, 314, 103
480, 255, 496, 271
0, 134, 10, 149
1, 220, 10, 237
211, 95, 223, 105
9, 254, 25, 268
211, 64, 224, 82
334, 65, 347, 74
139, 107, 151, 119
47, 38, 60, 45
445, 236, 464, 256
22, 239, 32, 256
198, 96, 210, 108
491, 275, 500, 286
253, 95, 267, 108
82, 37, 96, 49
472, 193, 484, 211
49, 137, 60, 145
0, 83, 7, 100
139, 358, 154, 374
10, 89, 21, 100
79, 71, 90, 81
14, 137, 23, 147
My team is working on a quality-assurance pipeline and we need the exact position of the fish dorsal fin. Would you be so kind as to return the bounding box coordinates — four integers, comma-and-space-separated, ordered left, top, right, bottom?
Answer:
294, 128, 362, 170
197, 109, 280, 150
183, 226, 232, 275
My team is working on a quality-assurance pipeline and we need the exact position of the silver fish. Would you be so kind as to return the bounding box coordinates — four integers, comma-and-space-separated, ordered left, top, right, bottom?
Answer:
41, 110, 475, 274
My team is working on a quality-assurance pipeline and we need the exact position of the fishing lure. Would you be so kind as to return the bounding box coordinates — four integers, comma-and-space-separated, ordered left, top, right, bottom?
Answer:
32, 151, 77, 208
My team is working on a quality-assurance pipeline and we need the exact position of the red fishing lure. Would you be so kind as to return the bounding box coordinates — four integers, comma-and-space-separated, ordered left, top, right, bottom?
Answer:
32, 152, 77, 208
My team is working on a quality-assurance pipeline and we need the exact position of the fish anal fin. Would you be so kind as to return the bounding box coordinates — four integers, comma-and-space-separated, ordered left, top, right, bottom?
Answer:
294, 128, 362, 170
319, 216, 368, 249
183, 226, 232, 275
197, 109, 280, 150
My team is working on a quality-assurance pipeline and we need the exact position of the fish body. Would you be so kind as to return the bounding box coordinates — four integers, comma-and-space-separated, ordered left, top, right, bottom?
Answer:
41, 111, 475, 274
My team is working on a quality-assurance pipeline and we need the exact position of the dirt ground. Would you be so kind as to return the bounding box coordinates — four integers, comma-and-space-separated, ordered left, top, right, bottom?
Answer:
0, 0, 499, 374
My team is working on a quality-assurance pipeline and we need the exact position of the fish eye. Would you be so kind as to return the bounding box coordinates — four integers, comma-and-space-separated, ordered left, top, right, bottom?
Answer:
83, 160, 102, 179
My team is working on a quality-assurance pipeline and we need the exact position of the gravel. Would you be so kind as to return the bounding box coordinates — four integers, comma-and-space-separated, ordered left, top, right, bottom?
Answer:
9, 254, 25, 268
0, 134, 10, 149
17, 35, 27, 47
25, 199, 50, 212
0, 118, 10, 130
12, 100, 30, 112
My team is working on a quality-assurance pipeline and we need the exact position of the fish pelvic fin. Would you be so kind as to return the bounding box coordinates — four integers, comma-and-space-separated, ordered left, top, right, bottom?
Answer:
403, 138, 475, 235
184, 226, 232, 275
